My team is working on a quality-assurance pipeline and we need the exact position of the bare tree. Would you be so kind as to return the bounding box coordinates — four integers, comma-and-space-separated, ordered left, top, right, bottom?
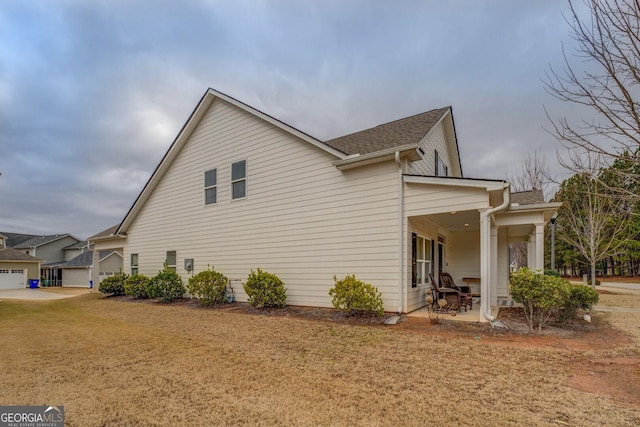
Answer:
507, 151, 554, 269
554, 151, 631, 287
545, 0, 640, 200
506, 150, 554, 199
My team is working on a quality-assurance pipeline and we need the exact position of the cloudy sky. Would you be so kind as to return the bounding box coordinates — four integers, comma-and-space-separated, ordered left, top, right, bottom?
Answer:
1, 0, 589, 238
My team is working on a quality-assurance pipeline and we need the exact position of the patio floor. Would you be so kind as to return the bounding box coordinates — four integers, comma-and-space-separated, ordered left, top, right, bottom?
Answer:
408, 303, 482, 322
408, 298, 515, 322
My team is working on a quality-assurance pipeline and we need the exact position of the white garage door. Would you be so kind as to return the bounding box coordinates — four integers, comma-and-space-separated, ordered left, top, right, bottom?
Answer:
0, 269, 26, 290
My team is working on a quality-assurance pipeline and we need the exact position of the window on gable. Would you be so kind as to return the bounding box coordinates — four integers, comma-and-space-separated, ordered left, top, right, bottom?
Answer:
166, 251, 177, 272
231, 160, 247, 200
131, 253, 138, 275
204, 169, 217, 205
434, 150, 448, 177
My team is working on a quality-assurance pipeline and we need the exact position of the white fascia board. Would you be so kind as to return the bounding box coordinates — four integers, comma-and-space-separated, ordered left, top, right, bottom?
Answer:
403, 175, 508, 191
508, 202, 563, 212
89, 233, 127, 244
333, 144, 418, 170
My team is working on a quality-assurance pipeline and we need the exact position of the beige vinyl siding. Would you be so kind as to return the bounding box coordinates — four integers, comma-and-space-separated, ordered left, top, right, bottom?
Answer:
419, 122, 450, 176
404, 184, 489, 217
100, 253, 123, 275
406, 121, 453, 176
122, 98, 401, 311
447, 230, 481, 295
63, 268, 90, 287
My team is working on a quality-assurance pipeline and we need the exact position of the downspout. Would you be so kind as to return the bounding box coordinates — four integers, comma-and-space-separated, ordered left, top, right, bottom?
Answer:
395, 151, 403, 314
480, 184, 510, 322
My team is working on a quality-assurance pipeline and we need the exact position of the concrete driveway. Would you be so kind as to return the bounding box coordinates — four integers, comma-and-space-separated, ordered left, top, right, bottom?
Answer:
0, 288, 92, 301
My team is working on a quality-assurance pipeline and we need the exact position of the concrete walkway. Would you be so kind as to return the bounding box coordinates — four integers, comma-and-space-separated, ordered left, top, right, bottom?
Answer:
599, 282, 640, 292
0, 288, 92, 301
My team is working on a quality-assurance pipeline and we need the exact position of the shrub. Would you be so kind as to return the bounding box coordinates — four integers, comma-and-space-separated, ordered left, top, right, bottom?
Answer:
124, 274, 152, 299
99, 273, 127, 296
510, 268, 571, 331
329, 274, 384, 317
544, 269, 560, 277
187, 267, 228, 306
243, 268, 287, 309
558, 283, 599, 323
149, 264, 185, 303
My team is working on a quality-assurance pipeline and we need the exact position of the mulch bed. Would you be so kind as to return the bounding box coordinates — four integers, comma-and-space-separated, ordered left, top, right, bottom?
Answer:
105, 295, 631, 348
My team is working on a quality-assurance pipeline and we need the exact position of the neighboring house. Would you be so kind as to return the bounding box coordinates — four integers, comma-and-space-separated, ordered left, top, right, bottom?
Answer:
49, 250, 123, 288
90, 88, 560, 321
1, 232, 82, 287
0, 235, 42, 289
4, 233, 81, 262
62, 240, 91, 261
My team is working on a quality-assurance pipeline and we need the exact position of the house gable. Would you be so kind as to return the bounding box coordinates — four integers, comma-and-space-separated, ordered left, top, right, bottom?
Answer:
117, 89, 346, 234
405, 108, 463, 178
329, 107, 463, 175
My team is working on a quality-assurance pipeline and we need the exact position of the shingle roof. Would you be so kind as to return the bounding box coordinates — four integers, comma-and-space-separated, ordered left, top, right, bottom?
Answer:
0, 247, 42, 262
324, 107, 450, 155
88, 225, 120, 241
0, 232, 40, 248
63, 251, 94, 268
63, 240, 89, 250
511, 189, 545, 205
12, 234, 73, 249
54, 250, 120, 268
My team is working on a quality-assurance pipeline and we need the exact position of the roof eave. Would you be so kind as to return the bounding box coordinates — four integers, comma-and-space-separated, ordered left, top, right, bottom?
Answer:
403, 175, 508, 191
508, 202, 563, 212
89, 233, 127, 243
333, 144, 419, 170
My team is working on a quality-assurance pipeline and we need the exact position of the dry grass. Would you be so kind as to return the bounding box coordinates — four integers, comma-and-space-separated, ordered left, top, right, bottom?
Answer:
1, 294, 639, 426
598, 288, 640, 308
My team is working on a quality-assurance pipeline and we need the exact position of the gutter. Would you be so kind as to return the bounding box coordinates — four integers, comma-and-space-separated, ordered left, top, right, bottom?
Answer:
395, 151, 404, 314
333, 144, 418, 170
480, 184, 510, 323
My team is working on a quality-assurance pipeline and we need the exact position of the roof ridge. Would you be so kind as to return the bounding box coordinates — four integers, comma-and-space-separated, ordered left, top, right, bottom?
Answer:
371, 106, 450, 129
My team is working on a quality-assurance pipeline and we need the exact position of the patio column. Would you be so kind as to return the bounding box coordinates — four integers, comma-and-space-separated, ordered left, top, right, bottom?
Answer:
527, 237, 533, 269
490, 225, 498, 306
535, 223, 544, 271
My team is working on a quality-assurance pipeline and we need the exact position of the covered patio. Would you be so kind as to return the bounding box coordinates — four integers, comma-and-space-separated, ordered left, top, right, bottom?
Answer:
403, 175, 561, 322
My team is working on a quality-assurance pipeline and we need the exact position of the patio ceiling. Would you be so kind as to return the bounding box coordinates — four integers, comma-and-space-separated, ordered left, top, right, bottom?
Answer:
421, 210, 480, 232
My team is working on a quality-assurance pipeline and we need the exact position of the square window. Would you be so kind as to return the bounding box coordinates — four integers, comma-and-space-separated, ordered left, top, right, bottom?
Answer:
231, 160, 246, 181
205, 187, 217, 205
232, 181, 246, 199
204, 169, 217, 187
